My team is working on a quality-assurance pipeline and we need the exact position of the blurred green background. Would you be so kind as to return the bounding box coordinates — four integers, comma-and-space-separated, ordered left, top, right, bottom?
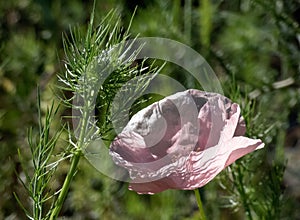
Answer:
0, 0, 299, 219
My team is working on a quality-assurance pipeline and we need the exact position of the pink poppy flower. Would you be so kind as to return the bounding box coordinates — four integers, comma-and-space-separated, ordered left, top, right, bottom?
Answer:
109, 89, 264, 194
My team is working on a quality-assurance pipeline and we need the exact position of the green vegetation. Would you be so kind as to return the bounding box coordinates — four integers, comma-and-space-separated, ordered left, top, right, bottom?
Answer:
1, 0, 299, 219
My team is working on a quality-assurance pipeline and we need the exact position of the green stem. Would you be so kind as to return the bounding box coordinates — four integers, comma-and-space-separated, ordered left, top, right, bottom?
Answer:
194, 189, 207, 220
49, 91, 90, 219
49, 151, 81, 220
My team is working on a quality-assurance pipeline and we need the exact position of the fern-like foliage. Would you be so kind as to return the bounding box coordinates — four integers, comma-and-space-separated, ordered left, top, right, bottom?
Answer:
14, 91, 65, 220
16, 5, 162, 219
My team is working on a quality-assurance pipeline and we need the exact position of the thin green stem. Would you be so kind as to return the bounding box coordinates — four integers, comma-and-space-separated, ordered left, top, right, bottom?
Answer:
48, 4, 97, 216
49, 98, 90, 219
49, 151, 81, 220
194, 189, 207, 220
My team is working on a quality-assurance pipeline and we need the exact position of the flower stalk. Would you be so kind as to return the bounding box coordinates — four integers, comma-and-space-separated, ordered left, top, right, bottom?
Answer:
49, 6, 153, 218
194, 189, 207, 220
49, 151, 81, 219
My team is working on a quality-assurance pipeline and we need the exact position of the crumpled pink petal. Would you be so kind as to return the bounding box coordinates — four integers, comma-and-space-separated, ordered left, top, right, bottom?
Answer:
109, 89, 264, 194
